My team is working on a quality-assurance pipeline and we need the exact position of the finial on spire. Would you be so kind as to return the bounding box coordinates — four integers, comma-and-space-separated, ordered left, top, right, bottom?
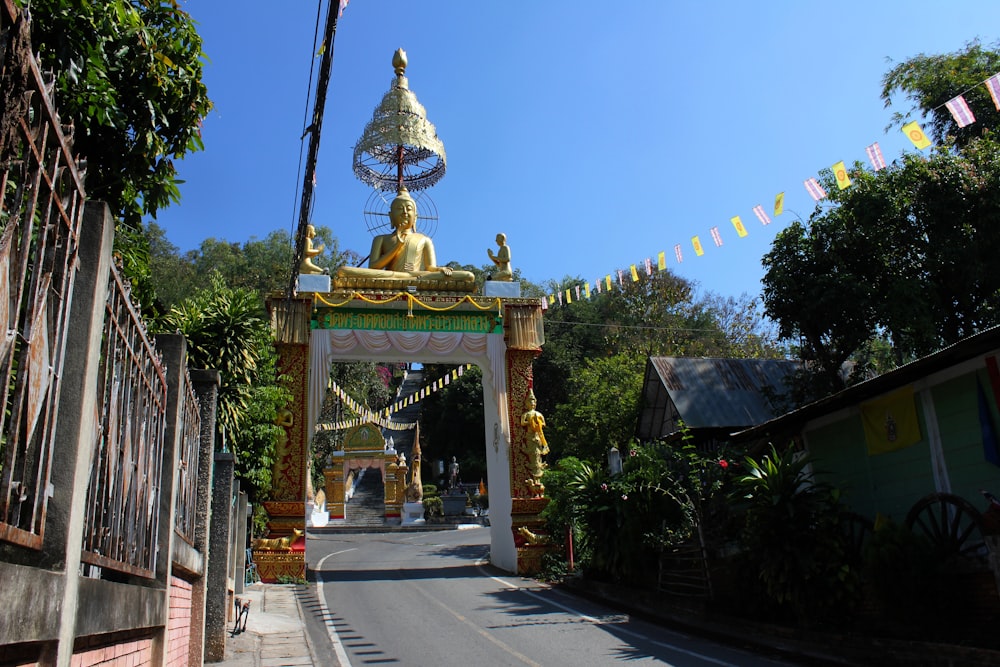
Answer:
393, 48, 408, 77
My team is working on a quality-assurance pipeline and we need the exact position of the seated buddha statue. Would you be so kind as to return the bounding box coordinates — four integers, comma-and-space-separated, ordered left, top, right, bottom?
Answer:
337, 188, 475, 284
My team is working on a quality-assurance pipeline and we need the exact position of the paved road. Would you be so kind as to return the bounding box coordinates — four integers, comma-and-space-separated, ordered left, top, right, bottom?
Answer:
304, 528, 800, 666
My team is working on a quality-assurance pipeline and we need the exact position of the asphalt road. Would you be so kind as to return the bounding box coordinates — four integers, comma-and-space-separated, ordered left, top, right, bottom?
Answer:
302, 527, 801, 667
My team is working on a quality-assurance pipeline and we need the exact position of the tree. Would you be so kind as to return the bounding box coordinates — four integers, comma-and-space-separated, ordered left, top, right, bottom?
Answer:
882, 40, 1000, 149
20, 0, 212, 228
158, 272, 289, 501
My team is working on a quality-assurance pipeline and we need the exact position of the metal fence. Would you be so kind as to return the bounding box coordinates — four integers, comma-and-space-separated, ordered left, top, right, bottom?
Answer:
81, 267, 168, 578
175, 368, 202, 545
0, 8, 87, 549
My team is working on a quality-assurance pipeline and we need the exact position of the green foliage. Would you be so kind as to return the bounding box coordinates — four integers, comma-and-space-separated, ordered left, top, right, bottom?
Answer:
157, 272, 289, 501
882, 40, 1000, 149
861, 518, 940, 628
548, 352, 644, 461
417, 364, 486, 484
732, 445, 860, 626
21, 0, 212, 227
422, 495, 443, 517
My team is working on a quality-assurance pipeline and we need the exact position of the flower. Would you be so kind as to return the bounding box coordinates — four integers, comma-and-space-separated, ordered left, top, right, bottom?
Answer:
621, 494, 628, 500
600, 483, 608, 492
719, 459, 729, 469
629, 449, 638, 457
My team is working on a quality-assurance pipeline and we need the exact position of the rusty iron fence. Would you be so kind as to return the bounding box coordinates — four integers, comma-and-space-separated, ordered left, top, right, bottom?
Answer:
0, 6, 87, 549
175, 367, 202, 545
81, 267, 168, 578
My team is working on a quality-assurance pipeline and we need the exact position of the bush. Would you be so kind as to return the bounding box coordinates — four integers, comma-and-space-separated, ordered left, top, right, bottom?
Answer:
423, 496, 443, 517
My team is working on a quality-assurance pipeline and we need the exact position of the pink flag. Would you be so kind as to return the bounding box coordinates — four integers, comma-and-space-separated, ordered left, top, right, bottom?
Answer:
986, 74, 1000, 110
594, 279, 601, 295
804, 178, 827, 201
338, 0, 349, 18
945, 94, 976, 128
575, 284, 581, 300
865, 142, 887, 171
557, 291, 563, 306
674, 244, 683, 263
616, 269, 624, 286
644, 258, 653, 275
540, 296, 548, 310
710, 227, 723, 247
752, 205, 770, 226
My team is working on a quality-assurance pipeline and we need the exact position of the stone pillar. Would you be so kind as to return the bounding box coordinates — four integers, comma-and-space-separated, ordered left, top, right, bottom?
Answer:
325, 461, 345, 520
150, 333, 190, 666
188, 369, 220, 666
233, 493, 248, 595
504, 303, 550, 575
384, 461, 405, 522
45, 202, 114, 667
204, 452, 235, 663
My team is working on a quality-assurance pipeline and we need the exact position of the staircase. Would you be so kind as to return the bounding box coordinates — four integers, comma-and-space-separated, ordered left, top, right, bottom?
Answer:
345, 470, 386, 527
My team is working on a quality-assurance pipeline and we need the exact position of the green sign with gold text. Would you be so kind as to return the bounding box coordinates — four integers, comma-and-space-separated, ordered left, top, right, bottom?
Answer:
313, 308, 502, 334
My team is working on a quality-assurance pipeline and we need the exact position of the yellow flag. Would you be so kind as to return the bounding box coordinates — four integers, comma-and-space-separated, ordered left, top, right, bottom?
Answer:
730, 216, 748, 238
547, 294, 555, 306
902, 121, 932, 150
565, 288, 572, 304
584, 282, 591, 299
861, 386, 922, 455
774, 192, 785, 216
657, 251, 666, 271
629, 264, 639, 282
833, 160, 851, 189
605, 275, 612, 291
692, 236, 704, 256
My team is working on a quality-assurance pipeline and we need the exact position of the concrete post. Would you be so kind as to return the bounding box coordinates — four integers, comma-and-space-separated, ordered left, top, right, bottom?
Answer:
189, 369, 220, 666
44, 202, 114, 667
204, 451, 235, 663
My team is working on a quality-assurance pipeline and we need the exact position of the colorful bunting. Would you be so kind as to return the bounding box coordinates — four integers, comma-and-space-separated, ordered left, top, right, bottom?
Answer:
584, 282, 590, 299
986, 74, 1000, 110
674, 244, 683, 263
692, 236, 704, 257
774, 192, 785, 216
565, 288, 572, 304
752, 205, 770, 226
710, 227, 723, 247
833, 161, 851, 190
902, 120, 932, 149
644, 258, 653, 276
804, 177, 827, 201
616, 269, 624, 286
865, 142, 886, 171
945, 94, 976, 128
605, 275, 612, 291
731, 215, 748, 238
629, 264, 639, 282
657, 251, 666, 271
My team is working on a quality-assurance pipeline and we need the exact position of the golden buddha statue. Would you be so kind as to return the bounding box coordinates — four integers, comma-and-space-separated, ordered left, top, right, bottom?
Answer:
299, 225, 326, 274
337, 188, 475, 284
487, 233, 513, 281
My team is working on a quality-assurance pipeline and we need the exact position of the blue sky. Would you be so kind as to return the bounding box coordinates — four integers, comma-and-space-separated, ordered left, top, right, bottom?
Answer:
153, 1, 1000, 302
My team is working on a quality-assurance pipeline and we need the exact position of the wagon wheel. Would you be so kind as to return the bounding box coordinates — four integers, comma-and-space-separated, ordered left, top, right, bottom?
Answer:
904, 493, 987, 562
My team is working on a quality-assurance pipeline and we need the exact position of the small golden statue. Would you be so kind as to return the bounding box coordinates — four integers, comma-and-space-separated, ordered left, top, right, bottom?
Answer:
520, 390, 548, 496
337, 188, 475, 284
299, 225, 326, 274
404, 439, 424, 503
487, 233, 513, 281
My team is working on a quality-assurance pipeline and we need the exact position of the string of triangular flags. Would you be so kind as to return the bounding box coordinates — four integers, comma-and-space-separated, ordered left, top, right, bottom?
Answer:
542, 72, 1000, 310
318, 364, 472, 431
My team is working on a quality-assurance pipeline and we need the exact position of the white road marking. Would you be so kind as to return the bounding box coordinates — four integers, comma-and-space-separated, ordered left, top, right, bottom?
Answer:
316, 548, 357, 667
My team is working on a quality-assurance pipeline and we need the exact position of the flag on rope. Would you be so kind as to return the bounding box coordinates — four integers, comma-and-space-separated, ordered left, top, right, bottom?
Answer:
541, 296, 548, 310
986, 74, 1000, 110
710, 227, 723, 247
565, 288, 572, 304
692, 236, 704, 256
605, 275, 612, 291
547, 294, 555, 306
902, 120, 932, 149
630, 265, 639, 282
860, 386, 922, 455
804, 177, 827, 201
595, 279, 601, 295
865, 142, 887, 171
945, 94, 976, 128
657, 251, 666, 271
458, 365, 465, 376
584, 282, 591, 299
674, 244, 683, 263
338, 0, 349, 18
617, 269, 624, 286
752, 205, 770, 226
575, 285, 581, 300
833, 161, 851, 189
644, 258, 653, 276
557, 291, 563, 306
731, 215, 748, 238
774, 192, 785, 216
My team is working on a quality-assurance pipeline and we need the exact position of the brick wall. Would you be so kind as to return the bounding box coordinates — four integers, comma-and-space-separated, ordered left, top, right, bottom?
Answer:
166, 576, 194, 667
70, 638, 153, 666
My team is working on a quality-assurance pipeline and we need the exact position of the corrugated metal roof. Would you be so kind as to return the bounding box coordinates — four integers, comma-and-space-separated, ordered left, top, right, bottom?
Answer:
644, 357, 801, 431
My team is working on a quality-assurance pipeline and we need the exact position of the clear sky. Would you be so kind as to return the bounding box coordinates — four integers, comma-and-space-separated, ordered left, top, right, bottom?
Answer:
152, 1, 1000, 302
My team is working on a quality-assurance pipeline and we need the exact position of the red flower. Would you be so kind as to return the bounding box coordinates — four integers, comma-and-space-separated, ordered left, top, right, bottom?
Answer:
629, 449, 638, 457
600, 483, 608, 492
719, 459, 729, 469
